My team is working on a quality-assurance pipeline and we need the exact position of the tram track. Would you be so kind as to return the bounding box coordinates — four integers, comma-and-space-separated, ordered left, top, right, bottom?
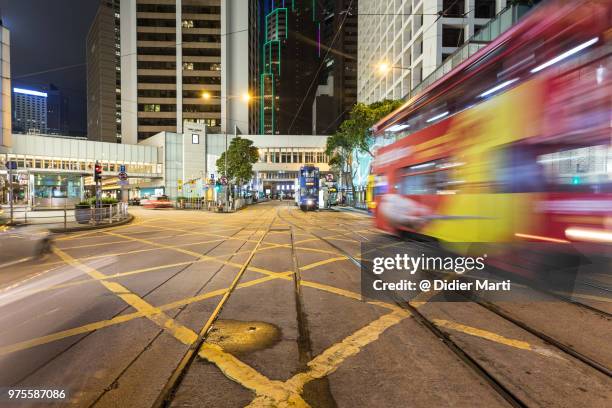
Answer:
151, 211, 278, 408
86, 219, 269, 408
278, 209, 527, 407
279, 207, 611, 404
9, 220, 258, 393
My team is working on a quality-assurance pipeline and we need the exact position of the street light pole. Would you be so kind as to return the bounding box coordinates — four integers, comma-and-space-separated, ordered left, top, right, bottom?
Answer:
376, 62, 412, 100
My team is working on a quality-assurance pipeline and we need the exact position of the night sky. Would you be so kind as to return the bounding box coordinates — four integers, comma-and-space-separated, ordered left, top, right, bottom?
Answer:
0, 0, 99, 135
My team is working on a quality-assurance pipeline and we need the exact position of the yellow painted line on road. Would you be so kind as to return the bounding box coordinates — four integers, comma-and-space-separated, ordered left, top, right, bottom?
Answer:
430, 318, 560, 359
55, 215, 147, 241
52, 246, 198, 346
251, 309, 410, 407
59, 238, 142, 250
129, 223, 265, 245
10, 240, 286, 298
0, 272, 292, 357
300, 256, 349, 271
199, 343, 308, 407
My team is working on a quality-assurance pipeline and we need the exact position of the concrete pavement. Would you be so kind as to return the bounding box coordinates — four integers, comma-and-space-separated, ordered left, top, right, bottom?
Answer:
0, 202, 609, 407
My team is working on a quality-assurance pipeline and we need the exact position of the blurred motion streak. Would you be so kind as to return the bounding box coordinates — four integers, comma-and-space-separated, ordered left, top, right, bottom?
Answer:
368, 0, 611, 283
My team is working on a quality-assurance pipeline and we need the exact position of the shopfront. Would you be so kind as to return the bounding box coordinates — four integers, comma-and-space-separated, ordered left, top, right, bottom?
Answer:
32, 173, 83, 208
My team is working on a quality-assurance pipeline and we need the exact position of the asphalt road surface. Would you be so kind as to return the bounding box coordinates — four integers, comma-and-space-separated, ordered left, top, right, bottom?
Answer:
0, 201, 610, 407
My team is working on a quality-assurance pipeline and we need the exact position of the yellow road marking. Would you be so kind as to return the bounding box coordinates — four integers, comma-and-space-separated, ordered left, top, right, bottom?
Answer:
433, 319, 531, 350
52, 247, 198, 346
300, 256, 348, 271
0, 273, 292, 357
199, 343, 308, 407
430, 319, 560, 359
242, 309, 410, 407
9, 241, 288, 298
55, 215, 145, 241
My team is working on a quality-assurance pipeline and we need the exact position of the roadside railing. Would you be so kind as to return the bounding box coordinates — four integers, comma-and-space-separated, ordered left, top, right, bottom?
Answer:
1, 202, 130, 231
175, 196, 256, 213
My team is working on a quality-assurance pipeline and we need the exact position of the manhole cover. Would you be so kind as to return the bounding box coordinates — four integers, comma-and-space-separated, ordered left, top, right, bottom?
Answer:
206, 320, 280, 353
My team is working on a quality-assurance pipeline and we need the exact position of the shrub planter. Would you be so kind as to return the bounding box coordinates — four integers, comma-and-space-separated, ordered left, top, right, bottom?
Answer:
75, 205, 92, 224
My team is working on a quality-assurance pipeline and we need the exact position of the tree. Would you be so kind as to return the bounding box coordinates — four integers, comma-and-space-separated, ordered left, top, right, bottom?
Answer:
326, 99, 403, 200
216, 137, 259, 192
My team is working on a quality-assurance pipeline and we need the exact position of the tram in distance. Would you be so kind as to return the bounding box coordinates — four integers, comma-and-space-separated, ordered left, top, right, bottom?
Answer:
297, 165, 320, 211
370, 0, 611, 245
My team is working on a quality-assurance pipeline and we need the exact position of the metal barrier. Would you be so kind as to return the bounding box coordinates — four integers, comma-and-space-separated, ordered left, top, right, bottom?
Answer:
1, 202, 130, 231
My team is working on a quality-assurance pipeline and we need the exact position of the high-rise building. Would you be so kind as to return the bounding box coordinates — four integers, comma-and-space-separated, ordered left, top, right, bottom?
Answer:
12, 87, 47, 134
260, 1, 323, 135
247, 0, 262, 135
312, 0, 358, 134
87, 0, 121, 143
120, 0, 222, 144
220, 0, 259, 135
47, 84, 70, 136
0, 23, 10, 150
357, 0, 506, 103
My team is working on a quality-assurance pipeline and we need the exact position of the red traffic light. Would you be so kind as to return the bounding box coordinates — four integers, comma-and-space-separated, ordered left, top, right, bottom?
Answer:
95, 164, 102, 174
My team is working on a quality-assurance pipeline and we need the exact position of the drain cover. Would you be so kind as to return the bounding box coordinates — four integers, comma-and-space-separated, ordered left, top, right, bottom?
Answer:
206, 320, 280, 353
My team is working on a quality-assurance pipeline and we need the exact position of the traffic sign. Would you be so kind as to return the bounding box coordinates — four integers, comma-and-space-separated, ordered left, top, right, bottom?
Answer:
119, 164, 126, 172
5, 161, 17, 170
210, 173, 215, 179
220, 176, 228, 185
118, 171, 128, 181
119, 179, 129, 186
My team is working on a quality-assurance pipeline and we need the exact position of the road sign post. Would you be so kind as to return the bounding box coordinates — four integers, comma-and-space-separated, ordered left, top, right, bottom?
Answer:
118, 170, 129, 202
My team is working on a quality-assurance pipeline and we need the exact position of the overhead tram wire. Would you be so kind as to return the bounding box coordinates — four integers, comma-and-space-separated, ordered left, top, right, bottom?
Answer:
13, 63, 86, 80
287, 0, 356, 134
289, 0, 463, 134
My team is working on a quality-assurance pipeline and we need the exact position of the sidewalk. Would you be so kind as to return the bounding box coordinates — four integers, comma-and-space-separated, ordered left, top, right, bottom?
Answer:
2, 205, 134, 232
332, 205, 372, 216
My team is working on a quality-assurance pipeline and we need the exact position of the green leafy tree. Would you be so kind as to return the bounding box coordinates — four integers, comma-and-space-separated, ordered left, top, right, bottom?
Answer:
216, 137, 259, 191
326, 99, 403, 199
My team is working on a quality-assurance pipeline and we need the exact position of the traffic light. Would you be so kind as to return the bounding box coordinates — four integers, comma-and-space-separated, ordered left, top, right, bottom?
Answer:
214, 180, 221, 193
94, 162, 102, 182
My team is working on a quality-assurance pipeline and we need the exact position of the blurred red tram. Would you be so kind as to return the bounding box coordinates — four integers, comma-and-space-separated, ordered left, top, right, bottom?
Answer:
371, 0, 612, 245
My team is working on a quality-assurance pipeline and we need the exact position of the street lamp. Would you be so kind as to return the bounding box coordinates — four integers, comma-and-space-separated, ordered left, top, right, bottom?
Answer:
376, 61, 412, 99
376, 61, 411, 75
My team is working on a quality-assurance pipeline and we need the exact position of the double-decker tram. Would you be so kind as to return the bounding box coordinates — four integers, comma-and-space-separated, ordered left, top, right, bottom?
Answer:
371, 0, 611, 245
297, 165, 320, 211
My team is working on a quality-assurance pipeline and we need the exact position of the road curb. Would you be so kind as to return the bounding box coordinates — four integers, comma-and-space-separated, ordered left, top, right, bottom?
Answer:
331, 206, 372, 216
49, 214, 135, 233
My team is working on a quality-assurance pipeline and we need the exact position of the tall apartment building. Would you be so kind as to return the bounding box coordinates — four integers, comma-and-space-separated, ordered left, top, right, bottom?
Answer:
0, 23, 10, 151
260, 0, 323, 135
357, 0, 506, 103
312, 0, 358, 135
87, 0, 122, 143
119, 0, 222, 144
12, 87, 47, 134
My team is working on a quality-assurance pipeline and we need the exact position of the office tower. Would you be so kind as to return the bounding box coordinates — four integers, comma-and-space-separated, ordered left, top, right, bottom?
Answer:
260, 0, 323, 135
87, 0, 121, 142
